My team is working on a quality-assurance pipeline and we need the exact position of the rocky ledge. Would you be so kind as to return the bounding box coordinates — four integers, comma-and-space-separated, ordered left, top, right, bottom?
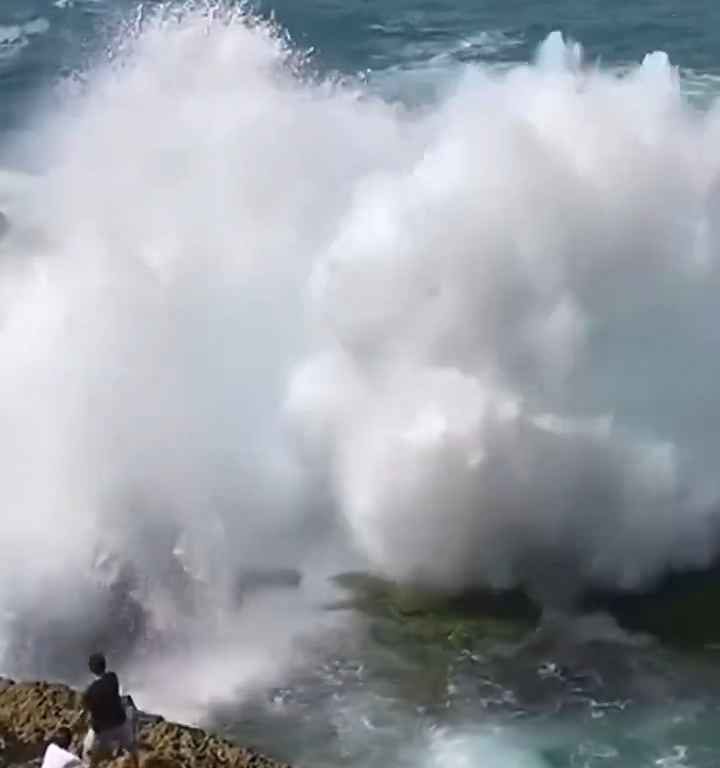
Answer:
0, 678, 290, 768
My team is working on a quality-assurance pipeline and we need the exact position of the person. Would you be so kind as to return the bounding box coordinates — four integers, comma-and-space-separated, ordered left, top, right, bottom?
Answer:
41, 728, 82, 768
82, 653, 139, 768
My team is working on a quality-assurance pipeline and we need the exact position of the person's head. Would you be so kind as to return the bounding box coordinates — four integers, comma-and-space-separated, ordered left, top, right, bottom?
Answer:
53, 727, 73, 751
88, 652, 106, 676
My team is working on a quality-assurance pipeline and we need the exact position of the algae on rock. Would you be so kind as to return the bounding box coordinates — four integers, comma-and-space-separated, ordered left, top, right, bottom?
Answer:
330, 571, 540, 656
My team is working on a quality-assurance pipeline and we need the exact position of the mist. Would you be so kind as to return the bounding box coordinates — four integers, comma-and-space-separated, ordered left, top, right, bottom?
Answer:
2, 4, 720, 711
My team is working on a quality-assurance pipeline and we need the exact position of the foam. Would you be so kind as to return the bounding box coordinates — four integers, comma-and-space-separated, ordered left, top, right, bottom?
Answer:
2, 6, 720, 683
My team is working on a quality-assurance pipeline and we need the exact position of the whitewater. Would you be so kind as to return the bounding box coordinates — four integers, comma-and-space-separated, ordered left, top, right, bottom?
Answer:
3, 1, 720, 766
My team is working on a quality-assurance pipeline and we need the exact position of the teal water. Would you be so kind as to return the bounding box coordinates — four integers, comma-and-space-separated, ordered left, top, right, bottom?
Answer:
3, 0, 720, 134
4, 2, 720, 768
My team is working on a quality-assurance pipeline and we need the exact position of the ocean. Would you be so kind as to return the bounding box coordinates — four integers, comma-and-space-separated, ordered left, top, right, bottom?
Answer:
4, 0, 720, 136
3, 1, 720, 767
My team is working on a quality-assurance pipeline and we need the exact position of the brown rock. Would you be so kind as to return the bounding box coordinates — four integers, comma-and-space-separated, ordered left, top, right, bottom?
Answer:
0, 681, 292, 768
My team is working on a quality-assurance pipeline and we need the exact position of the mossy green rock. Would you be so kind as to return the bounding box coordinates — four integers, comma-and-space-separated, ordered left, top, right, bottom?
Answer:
331, 571, 540, 653
583, 564, 720, 647
332, 565, 720, 649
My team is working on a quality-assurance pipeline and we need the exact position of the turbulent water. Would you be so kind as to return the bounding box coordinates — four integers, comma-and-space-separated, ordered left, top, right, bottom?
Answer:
4, 1, 720, 766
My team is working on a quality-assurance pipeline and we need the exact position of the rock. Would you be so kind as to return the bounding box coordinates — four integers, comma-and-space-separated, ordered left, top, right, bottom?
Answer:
330, 571, 541, 624
3, 574, 149, 681
332, 566, 720, 648
141, 757, 181, 768
328, 571, 540, 664
233, 569, 302, 602
0, 681, 292, 768
582, 562, 720, 646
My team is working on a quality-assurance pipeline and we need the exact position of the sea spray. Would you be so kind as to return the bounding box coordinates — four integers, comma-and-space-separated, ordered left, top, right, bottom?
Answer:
0, 3, 720, 693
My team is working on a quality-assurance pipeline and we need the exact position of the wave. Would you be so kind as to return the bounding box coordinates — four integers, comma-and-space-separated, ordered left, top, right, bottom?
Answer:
2, 3, 720, 689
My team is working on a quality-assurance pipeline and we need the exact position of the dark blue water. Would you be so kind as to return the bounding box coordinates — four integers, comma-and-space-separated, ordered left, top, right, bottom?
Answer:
2, 0, 720, 136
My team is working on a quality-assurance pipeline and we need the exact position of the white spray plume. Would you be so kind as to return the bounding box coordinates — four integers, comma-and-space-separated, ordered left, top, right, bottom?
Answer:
286, 32, 720, 594
1, 4, 720, 692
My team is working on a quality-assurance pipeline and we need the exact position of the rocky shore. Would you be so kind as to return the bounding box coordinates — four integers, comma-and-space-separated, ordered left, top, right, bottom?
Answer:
0, 678, 290, 768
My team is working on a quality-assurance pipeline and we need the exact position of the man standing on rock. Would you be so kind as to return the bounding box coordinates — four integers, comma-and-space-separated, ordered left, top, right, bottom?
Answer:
81, 653, 139, 768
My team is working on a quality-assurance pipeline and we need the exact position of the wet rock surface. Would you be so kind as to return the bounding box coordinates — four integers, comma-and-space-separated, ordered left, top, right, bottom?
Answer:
0, 679, 291, 768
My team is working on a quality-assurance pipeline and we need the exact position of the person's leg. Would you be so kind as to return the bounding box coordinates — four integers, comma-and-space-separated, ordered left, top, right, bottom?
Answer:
82, 729, 98, 768
119, 720, 139, 768
84, 729, 114, 768
126, 746, 140, 768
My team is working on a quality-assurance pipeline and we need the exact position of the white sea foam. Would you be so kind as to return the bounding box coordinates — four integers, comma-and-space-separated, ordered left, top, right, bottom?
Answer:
1, 4, 720, 701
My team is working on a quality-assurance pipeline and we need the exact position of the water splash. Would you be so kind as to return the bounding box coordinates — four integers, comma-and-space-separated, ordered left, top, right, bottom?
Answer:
1, 8, 720, 701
